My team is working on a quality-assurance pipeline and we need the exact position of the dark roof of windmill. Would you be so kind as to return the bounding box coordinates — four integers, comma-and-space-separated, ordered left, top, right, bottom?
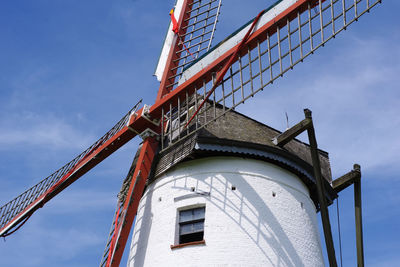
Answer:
149, 108, 336, 205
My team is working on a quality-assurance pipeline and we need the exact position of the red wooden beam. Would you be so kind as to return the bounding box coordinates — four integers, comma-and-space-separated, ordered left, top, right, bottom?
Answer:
150, 0, 323, 118
0, 125, 135, 237
156, 0, 193, 101
109, 137, 158, 267
0, 108, 159, 237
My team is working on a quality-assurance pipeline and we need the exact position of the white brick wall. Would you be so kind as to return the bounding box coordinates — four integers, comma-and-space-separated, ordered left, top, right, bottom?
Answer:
128, 157, 324, 267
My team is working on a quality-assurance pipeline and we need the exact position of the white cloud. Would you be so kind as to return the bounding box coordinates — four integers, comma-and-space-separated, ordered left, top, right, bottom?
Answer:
0, 189, 117, 266
0, 112, 95, 151
0, 224, 104, 267
369, 258, 400, 267
240, 34, 400, 176
47, 189, 117, 214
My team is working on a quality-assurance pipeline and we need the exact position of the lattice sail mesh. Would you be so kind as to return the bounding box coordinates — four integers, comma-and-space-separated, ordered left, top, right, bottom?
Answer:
167, 0, 223, 91
160, 0, 382, 152
99, 201, 124, 267
0, 101, 142, 236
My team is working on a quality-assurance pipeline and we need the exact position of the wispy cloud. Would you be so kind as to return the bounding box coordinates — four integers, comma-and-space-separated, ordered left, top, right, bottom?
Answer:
48, 189, 117, 214
241, 34, 400, 175
369, 258, 400, 267
0, 189, 117, 266
1, 224, 104, 267
0, 112, 94, 151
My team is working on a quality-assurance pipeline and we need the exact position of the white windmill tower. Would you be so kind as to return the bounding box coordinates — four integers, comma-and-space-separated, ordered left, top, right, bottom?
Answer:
0, 0, 381, 266
127, 105, 334, 266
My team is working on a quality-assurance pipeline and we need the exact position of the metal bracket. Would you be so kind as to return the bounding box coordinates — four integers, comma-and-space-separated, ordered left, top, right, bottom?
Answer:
142, 104, 159, 127
126, 111, 138, 127
126, 104, 160, 139
139, 128, 159, 140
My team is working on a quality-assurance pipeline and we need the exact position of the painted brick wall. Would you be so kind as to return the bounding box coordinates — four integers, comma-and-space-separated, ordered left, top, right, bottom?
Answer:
128, 157, 324, 267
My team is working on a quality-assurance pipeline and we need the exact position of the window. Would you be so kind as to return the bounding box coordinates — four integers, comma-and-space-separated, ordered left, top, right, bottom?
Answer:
166, 106, 195, 141
178, 207, 205, 244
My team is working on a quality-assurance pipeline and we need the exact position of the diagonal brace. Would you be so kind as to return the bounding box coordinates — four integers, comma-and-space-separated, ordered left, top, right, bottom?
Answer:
271, 117, 312, 147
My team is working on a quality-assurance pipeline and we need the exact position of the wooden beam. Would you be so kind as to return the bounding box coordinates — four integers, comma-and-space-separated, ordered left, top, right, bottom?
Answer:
353, 165, 364, 267
332, 164, 364, 267
156, 0, 192, 101
354, 175, 364, 267
149, 0, 325, 118
109, 137, 158, 267
271, 117, 312, 147
332, 164, 361, 193
304, 109, 337, 267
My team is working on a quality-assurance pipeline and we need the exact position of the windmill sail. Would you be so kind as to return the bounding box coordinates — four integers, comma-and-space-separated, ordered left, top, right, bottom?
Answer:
0, 100, 143, 237
154, 0, 223, 87
0, 0, 382, 265
156, 0, 382, 152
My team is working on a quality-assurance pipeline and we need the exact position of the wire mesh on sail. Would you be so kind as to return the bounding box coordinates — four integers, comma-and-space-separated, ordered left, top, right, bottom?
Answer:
167, 0, 222, 91
0, 100, 143, 236
160, 0, 382, 152
99, 201, 124, 267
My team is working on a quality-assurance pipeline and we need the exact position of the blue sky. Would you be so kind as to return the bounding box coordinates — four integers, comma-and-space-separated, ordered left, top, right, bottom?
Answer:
0, 0, 398, 266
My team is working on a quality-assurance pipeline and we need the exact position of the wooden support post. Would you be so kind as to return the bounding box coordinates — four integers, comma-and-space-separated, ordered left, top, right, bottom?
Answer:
353, 164, 364, 267
332, 164, 364, 267
304, 109, 337, 267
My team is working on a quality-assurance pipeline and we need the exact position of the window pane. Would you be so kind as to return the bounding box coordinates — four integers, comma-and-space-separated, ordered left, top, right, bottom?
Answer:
180, 223, 193, 235
179, 209, 193, 223
178, 207, 205, 244
192, 221, 204, 232
180, 222, 204, 235
193, 207, 205, 220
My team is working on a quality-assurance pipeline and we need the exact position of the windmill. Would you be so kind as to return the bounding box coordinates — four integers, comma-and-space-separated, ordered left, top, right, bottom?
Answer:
0, 0, 383, 266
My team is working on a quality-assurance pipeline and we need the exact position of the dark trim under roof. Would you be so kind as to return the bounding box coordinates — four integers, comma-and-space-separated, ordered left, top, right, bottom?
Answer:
149, 106, 336, 208
150, 133, 336, 208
